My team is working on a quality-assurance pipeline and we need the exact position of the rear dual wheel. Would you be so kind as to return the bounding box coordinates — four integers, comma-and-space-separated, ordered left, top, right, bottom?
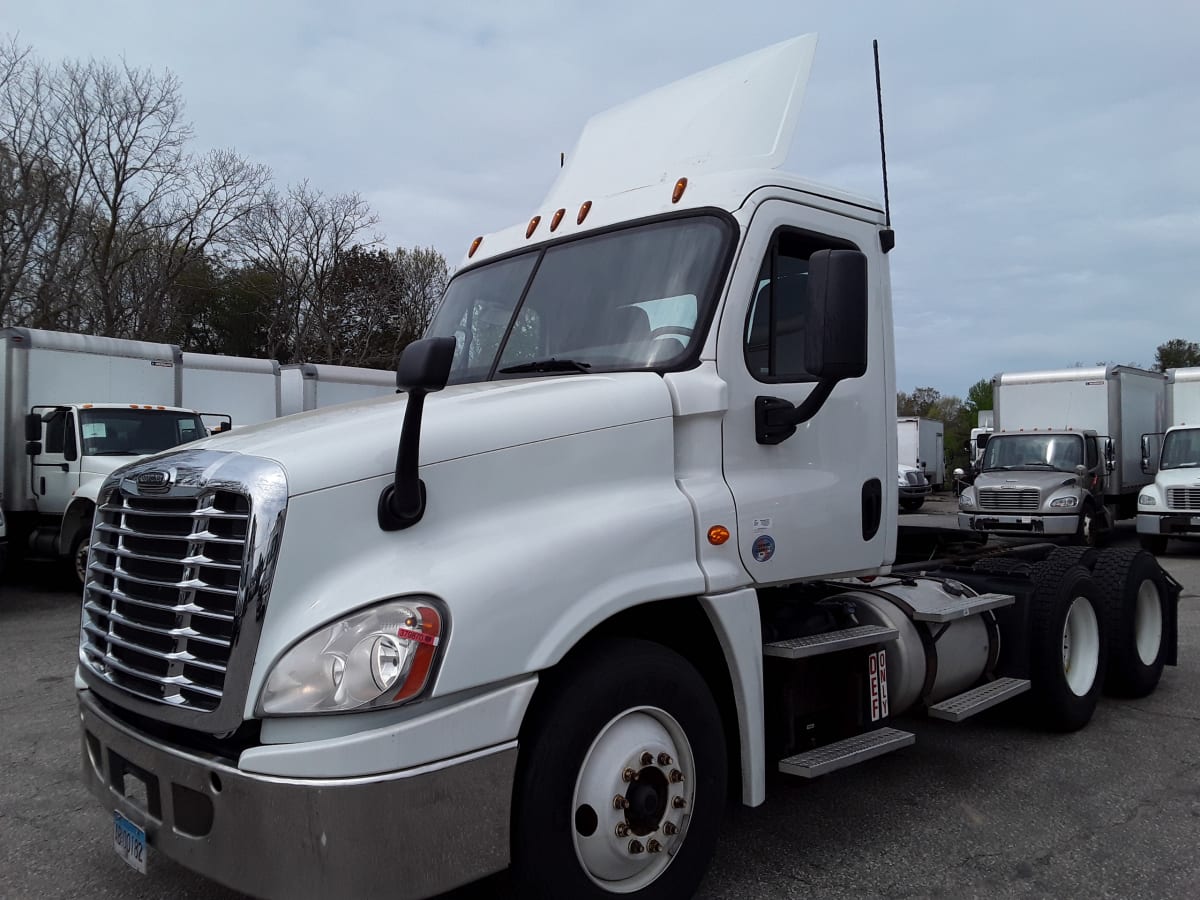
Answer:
1093, 549, 1170, 697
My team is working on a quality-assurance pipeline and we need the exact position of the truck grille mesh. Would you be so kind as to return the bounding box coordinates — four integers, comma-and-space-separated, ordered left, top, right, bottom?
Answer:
1167, 487, 1200, 511
978, 488, 1039, 511
80, 490, 250, 711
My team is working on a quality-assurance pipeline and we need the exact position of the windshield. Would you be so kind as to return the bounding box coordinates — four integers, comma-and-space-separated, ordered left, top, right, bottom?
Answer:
981, 433, 1084, 472
427, 215, 732, 384
1161, 428, 1200, 470
80, 409, 208, 456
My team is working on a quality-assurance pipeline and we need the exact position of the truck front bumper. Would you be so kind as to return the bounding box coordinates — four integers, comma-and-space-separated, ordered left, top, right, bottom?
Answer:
958, 512, 1079, 536
79, 689, 515, 899
1137, 512, 1200, 537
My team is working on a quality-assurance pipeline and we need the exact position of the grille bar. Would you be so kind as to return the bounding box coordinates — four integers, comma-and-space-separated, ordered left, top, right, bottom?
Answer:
82, 624, 229, 675
81, 648, 224, 700
95, 542, 244, 571
98, 502, 250, 521
89, 561, 240, 597
978, 488, 1039, 511
95, 522, 247, 546
1166, 487, 1200, 511
85, 582, 236, 622
84, 601, 233, 648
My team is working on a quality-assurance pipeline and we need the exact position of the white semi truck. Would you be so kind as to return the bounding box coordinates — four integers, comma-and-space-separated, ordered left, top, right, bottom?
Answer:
1137, 366, 1200, 553
75, 37, 1181, 900
959, 366, 1167, 545
1, 329, 217, 584
896, 416, 944, 489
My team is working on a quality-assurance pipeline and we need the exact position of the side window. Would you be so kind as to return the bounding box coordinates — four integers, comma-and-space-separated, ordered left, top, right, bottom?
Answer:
44, 409, 66, 454
1086, 436, 1098, 469
744, 229, 858, 382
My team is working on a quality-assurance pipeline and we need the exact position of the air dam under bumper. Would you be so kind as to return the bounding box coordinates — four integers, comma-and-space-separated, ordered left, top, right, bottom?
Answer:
1138, 513, 1200, 536
79, 690, 515, 899
958, 512, 1079, 536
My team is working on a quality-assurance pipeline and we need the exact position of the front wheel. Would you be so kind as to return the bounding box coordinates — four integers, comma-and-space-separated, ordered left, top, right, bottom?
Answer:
1072, 504, 1101, 548
900, 498, 924, 512
512, 639, 727, 899
69, 529, 91, 590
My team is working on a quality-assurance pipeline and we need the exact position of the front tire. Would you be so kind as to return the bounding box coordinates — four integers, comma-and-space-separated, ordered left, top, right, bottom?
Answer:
1028, 561, 1107, 731
69, 529, 90, 590
1072, 504, 1101, 548
1093, 548, 1171, 697
512, 639, 726, 899
900, 498, 924, 512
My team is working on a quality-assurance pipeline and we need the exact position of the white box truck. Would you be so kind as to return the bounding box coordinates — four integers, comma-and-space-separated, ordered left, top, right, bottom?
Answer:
896, 416, 944, 489
1, 328, 216, 583
279, 362, 397, 415
181, 352, 282, 430
75, 37, 1181, 900
959, 366, 1167, 545
1137, 366, 1200, 553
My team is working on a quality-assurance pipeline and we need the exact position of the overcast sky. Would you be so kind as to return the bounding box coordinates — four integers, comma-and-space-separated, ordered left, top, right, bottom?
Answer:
4, 1, 1197, 395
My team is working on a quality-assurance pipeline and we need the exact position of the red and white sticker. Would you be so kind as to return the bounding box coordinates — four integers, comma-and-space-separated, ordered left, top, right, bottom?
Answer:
868, 649, 890, 722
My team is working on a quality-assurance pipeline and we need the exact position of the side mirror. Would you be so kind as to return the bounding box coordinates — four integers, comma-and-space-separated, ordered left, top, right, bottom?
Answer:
1075, 464, 1087, 483
378, 337, 457, 531
1140, 433, 1160, 476
756, 249, 868, 444
976, 433, 990, 450
1104, 438, 1115, 473
25, 441, 42, 456
25, 413, 41, 442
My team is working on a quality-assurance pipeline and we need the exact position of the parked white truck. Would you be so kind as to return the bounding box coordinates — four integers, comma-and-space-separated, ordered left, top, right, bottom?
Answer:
959, 366, 1167, 545
279, 362, 397, 415
75, 37, 1181, 900
896, 416, 944, 489
1137, 366, 1200, 553
1, 328, 214, 583
181, 352, 282, 431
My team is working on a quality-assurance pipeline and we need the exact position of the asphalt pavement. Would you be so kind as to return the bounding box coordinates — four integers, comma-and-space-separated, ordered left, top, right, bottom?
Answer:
2, 514, 1198, 899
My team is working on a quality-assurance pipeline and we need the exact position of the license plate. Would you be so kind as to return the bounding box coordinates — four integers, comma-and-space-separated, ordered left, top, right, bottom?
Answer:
1192, 517, 1200, 527
113, 811, 147, 874
1017, 516, 1031, 524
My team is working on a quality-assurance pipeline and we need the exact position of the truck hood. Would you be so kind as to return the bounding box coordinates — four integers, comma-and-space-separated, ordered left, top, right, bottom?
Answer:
974, 470, 1081, 491
185, 372, 675, 496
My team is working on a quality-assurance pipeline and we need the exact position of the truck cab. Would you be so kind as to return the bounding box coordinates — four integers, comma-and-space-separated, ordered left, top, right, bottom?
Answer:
24, 403, 211, 583
1137, 424, 1200, 553
958, 429, 1110, 544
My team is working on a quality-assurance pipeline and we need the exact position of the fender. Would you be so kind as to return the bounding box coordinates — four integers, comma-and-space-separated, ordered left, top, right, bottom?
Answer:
58, 477, 102, 554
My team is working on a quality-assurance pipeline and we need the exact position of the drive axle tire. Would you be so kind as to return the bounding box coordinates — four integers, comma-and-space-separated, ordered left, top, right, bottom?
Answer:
1093, 548, 1170, 698
1028, 561, 1107, 732
512, 639, 726, 899
1138, 534, 1168, 556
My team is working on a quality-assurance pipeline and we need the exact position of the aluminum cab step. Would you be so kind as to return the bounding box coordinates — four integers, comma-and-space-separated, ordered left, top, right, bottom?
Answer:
910, 592, 1014, 623
778, 727, 915, 778
927, 677, 1031, 722
763, 624, 899, 660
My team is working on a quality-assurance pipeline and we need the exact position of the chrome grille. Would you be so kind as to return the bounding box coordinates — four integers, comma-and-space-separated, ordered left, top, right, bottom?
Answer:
978, 488, 1039, 511
905, 471, 924, 486
1167, 487, 1200, 511
81, 488, 251, 711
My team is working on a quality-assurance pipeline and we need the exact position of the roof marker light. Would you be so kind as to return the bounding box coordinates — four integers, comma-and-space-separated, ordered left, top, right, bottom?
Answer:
672, 177, 688, 204
550, 208, 566, 232
526, 216, 541, 238
468, 236, 483, 258
577, 201, 592, 224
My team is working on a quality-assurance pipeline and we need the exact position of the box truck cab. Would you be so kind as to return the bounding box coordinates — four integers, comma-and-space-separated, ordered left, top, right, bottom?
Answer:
74, 37, 1180, 900
1137, 367, 1200, 553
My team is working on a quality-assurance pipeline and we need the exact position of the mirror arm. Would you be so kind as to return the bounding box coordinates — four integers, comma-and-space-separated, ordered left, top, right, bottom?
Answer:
755, 379, 837, 445
378, 389, 430, 531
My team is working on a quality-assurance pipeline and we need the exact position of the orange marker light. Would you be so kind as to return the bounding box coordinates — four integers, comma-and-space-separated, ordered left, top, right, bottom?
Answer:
707, 525, 730, 546
550, 208, 566, 231
577, 200, 592, 224
468, 236, 483, 258
526, 216, 541, 238
672, 177, 688, 204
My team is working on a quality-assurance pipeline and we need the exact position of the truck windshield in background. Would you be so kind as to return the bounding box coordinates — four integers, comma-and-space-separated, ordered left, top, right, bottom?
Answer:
981, 433, 1084, 472
79, 409, 207, 456
427, 215, 733, 385
1160, 428, 1200, 470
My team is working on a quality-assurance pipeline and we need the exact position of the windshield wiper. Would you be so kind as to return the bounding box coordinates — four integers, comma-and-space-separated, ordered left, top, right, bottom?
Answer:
499, 358, 592, 374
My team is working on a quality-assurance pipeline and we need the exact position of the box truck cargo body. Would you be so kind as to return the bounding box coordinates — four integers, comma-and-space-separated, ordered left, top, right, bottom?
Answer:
896, 417, 944, 489
279, 363, 397, 415
181, 352, 282, 429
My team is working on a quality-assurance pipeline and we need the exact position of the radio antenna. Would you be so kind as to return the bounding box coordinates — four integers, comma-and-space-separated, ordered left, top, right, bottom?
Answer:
873, 39, 895, 253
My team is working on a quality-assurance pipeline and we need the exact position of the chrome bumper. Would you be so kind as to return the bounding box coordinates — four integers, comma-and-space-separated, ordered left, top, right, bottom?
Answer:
1138, 512, 1200, 536
958, 512, 1079, 536
79, 690, 515, 899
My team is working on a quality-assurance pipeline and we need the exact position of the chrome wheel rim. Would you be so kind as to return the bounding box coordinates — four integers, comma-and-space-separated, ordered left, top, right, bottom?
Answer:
1134, 579, 1163, 666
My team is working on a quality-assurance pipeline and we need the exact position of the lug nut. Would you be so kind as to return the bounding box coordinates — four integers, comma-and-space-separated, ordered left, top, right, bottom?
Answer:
672, 796, 687, 809
663, 821, 678, 835
647, 839, 663, 854
658, 753, 673, 766
615, 822, 630, 837
622, 768, 637, 782
629, 839, 644, 854
640, 751, 654, 766
613, 795, 629, 810
669, 769, 684, 784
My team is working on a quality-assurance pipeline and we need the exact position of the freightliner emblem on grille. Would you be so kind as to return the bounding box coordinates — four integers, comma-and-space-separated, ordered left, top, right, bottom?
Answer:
135, 470, 172, 493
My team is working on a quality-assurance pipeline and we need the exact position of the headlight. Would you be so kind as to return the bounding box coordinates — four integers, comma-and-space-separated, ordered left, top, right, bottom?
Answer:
1049, 496, 1079, 508
258, 598, 445, 716
958, 494, 975, 508
1139, 493, 1156, 506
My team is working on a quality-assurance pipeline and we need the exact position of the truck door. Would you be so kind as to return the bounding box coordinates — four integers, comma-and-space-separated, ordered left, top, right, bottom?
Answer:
32, 407, 81, 515
718, 200, 890, 582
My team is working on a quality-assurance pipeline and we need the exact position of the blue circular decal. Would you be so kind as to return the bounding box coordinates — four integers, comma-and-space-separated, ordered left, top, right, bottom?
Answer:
752, 534, 775, 562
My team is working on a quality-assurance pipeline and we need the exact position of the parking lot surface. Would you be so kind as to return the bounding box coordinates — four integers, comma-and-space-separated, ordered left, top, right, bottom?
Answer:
2, 520, 1198, 899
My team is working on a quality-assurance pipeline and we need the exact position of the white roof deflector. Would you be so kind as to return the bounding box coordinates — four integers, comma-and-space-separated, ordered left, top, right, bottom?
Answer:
542, 34, 818, 209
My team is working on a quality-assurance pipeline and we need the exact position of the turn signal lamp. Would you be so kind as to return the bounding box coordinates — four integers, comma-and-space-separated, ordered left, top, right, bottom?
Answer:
550, 208, 566, 231
468, 236, 483, 258
577, 200, 592, 224
672, 177, 688, 204
526, 215, 541, 238
707, 525, 730, 545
